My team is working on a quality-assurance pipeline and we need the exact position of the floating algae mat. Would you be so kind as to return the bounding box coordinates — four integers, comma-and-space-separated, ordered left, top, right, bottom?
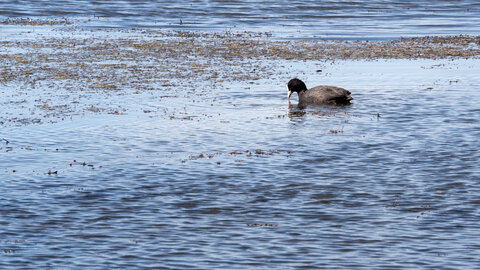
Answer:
1, 24, 479, 126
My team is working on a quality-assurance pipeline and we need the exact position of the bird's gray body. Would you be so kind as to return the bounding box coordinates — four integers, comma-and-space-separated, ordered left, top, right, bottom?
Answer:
299, 85, 352, 105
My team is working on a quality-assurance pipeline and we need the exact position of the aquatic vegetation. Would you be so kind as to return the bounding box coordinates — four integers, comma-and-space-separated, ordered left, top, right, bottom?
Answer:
182, 149, 288, 163
1, 27, 479, 126
246, 223, 278, 227
329, 128, 344, 134
1, 17, 71, 26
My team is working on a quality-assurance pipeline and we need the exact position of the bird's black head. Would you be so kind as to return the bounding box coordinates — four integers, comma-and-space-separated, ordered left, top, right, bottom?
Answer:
287, 78, 307, 99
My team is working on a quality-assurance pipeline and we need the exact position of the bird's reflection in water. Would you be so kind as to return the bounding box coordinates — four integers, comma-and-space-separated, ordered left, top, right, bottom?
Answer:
287, 100, 352, 123
287, 101, 307, 122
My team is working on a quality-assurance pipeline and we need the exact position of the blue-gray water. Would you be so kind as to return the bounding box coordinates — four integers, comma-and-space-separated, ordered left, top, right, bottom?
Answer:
2, 1, 480, 269
1, 0, 480, 39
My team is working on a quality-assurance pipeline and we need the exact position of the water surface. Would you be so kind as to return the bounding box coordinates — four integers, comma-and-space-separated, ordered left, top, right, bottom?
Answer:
1, 1, 480, 268
2, 58, 480, 268
1, 0, 480, 39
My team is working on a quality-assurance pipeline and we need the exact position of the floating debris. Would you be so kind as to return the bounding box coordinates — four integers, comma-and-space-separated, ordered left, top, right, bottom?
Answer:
1, 28, 479, 126
330, 127, 344, 134
247, 223, 278, 227
417, 205, 431, 219
0, 17, 72, 26
182, 149, 288, 163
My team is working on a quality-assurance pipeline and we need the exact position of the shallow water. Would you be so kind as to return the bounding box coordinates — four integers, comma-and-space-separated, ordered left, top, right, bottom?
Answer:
1, 0, 480, 39
2, 2, 480, 268
2, 57, 480, 268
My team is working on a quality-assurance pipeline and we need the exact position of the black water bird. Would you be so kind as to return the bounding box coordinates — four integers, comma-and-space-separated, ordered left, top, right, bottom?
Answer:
287, 78, 352, 105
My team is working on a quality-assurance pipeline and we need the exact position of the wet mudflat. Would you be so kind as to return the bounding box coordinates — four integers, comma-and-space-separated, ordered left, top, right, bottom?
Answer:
1, 23, 480, 269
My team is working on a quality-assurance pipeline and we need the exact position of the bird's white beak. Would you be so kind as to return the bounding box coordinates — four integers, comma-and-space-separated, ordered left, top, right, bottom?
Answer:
286, 84, 292, 99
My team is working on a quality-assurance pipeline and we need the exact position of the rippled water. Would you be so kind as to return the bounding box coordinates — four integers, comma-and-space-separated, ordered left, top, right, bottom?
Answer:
2, 57, 480, 268
1, 0, 480, 39
2, 1, 480, 268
